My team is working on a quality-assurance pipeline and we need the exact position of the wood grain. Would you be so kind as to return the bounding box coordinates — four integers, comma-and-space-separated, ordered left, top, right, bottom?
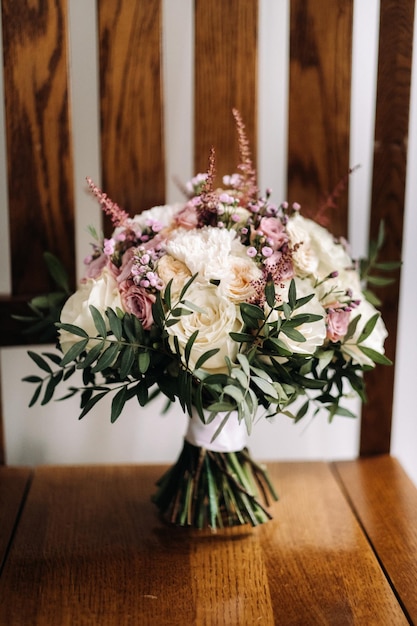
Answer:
259, 462, 407, 624
0, 463, 408, 624
0, 467, 32, 570
287, 0, 353, 238
194, 0, 258, 186
1, 0, 75, 300
360, 0, 415, 455
98, 0, 165, 217
335, 456, 417, 623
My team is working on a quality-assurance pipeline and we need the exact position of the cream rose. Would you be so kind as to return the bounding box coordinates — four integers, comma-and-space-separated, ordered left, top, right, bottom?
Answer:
59, 268, 122, 354
225, 255, 262, 302
287, 214, 352, 280
157, 254, 192, 299
165, 283, 244, 373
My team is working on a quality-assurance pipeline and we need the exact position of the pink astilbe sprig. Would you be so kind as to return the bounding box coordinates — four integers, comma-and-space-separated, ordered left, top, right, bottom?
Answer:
86, 177, 130, 228
232, 108, 258, 204
314, 165, 361, 227
196, 147, 219, 227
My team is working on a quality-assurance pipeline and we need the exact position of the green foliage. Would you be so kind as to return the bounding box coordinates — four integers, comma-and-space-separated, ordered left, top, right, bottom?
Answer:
360, 221, 401, 306
23, 274, 391, 430
13, 252, 72, 343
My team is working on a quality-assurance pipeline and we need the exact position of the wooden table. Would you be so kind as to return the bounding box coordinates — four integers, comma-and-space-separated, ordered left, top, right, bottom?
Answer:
1, 456, 416, 625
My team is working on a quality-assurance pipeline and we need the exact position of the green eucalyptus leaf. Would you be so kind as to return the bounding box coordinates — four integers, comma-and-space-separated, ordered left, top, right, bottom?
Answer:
178, 273, 197, 300
366, 275, 395, 286
78, 391, 109, 419
57, 323, 89, 338
106, 308, 123, 340
358, 313, 379, 343
43, 251, 71, 293
138, 350, 151, 374
136, 381, 149, 406
184, 330, 199, 366
236, 353, 250, 377
91, 342, 120, 372
27, 351, 53, 374
229, 332, 255, 343
164, 279, 173, 310
343, 315, 361, 342
119, 345, 136, 379
252, 376, 278, 399
282, 302, 292, 319
28, 384, 42, 407
288, 279, 297, 309
111, 387, 127, 423
265, 280, 276, 308
280, 326, 306, 342
59, 339, 89, 367
294, 293, 315, 309
22, 375, 44, 383
194, 348, 220, 369
76, 340, 105, 369
90, 305, 107, 338
294, 400, 309, 423
264, 337, 293, 356
359, 346, 392, 366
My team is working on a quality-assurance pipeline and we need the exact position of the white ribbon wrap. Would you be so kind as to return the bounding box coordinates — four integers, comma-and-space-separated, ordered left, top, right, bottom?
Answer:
184, 408, 248, 452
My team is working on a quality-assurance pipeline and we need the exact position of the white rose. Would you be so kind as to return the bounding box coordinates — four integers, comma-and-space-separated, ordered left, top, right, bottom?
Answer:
166, 283, 244, 374
59, 268, 122, 354
266, 277, 327, 355
316, 267, 362, 308
341, 298, 388, 367
130, 203, 183, 230
287, 214, 352, 280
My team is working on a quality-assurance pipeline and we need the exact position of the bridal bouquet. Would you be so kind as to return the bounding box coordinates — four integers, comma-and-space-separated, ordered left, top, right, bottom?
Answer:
25, 110, 391, 529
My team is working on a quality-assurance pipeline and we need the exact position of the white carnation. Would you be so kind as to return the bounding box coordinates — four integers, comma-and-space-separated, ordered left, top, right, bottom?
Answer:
166, 226, 242, 286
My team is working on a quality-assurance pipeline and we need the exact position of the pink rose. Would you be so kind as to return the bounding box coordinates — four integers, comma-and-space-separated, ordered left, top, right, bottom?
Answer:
175, 202, 199, 229
116, 247, 136, 283
84, 253, 107, 279
259, 216, 288, 250
121, 284, 156, 329
326, 308, 350, 342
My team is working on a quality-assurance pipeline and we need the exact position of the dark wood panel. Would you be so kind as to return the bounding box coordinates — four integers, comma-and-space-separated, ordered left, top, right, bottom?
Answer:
335, 456, 417, 623
360, 0, 415, 455
287, 0, 353, 238
97, 0, 165, 216
1, 0, 75, 299
194, 0, 258, 185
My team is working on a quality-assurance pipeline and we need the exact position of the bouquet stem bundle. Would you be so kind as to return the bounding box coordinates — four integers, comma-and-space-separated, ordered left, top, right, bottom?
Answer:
152, 440, 278, 529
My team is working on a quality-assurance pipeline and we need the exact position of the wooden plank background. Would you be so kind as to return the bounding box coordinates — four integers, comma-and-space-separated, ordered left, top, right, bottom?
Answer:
0, 0, 415, 459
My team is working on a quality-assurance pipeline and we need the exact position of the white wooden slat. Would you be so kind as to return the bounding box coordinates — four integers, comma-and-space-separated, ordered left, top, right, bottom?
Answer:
162, 0, 194, 205
257, 0, 290, 203
67, 0, 102, 284
348, 0, 380, 259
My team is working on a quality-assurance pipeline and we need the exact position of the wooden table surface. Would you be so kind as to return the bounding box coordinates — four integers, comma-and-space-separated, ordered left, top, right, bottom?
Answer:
1, 455, 416, 625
